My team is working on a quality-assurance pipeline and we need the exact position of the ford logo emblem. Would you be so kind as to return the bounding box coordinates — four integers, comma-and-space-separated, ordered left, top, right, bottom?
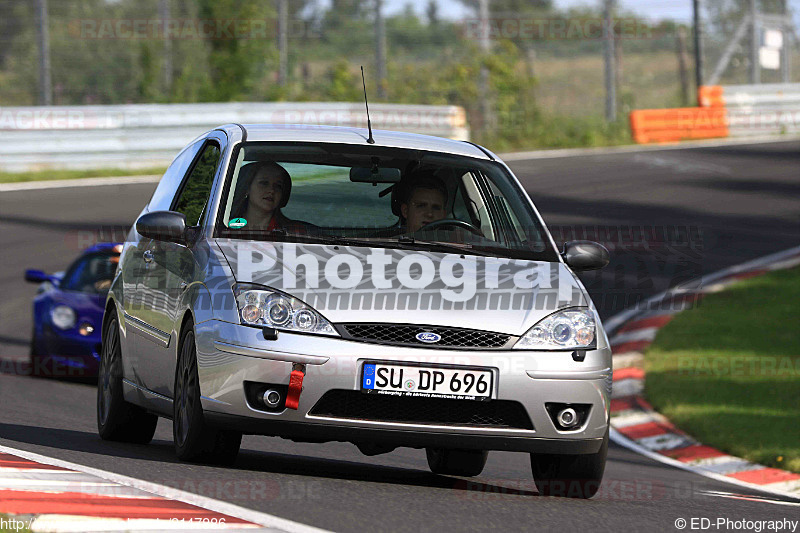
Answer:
416, 332, 441, 343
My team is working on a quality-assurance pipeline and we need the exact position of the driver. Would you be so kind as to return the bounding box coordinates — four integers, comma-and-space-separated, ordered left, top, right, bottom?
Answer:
399, 174, 448, 233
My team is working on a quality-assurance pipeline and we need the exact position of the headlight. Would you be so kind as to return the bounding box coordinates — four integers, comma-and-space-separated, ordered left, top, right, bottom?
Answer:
514, 307, 596, 350
51, 305, 76, 330
233, 284, 338, 336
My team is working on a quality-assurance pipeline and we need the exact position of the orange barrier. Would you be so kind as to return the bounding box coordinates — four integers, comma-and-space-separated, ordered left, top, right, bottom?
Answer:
698, 85, 725, 107
629, 106, 728, 144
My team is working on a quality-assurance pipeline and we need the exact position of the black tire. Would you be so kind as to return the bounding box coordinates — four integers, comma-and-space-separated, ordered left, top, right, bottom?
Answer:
530, 428, 609, 499
97, 310, 158, 443
426, 448, 488, 477
173, 322, 241, 465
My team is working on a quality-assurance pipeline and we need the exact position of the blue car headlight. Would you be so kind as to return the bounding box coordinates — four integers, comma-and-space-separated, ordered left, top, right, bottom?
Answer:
233, 283, 338, 336
51, 305, 76, 330
514, 307, 597, 350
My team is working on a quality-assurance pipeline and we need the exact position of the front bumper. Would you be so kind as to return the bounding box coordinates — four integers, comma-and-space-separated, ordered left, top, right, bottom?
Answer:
195, 320, 612, 453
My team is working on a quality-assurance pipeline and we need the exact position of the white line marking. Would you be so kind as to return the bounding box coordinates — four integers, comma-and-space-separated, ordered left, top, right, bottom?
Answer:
610, 429, 800, 501
609, 327, 659, 346
610, 379, 643, 398
612, 352, 644, 369
499, 135, 800, 161
699, 490, 800, 507
0, 175, 161, 192
29, 515, 261, 532
0, 443, 330, 533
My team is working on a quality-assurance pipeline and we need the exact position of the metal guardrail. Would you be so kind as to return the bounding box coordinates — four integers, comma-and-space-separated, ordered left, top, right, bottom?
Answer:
0, 102, 469, 172
714, 83, 800, 137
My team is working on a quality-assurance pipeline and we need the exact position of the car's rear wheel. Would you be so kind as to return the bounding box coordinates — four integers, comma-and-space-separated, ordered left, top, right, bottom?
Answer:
426, 448, 488, 477
173, 322, 241, 465
97, 311, 158, 443
529, 428, 608, 499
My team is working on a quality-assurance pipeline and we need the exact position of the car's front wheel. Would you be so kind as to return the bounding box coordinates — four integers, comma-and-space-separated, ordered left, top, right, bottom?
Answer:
529, 428, 608, 498
97, 310, 158, 443
173, 322, 241, 465
426, 448, 488, 477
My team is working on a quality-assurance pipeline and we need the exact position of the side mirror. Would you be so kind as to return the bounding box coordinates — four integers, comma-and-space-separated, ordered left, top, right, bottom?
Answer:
25, 269, 59, 284
562, 241, 610, 271
136, 210, 187, 245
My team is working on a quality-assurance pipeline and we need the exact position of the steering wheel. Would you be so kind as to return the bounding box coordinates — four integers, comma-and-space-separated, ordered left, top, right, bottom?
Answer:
417, 218, 483, 236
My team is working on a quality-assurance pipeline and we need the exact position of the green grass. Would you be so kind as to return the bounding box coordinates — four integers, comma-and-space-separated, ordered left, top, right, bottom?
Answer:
0, 167, 166, 184
645, 267, 800, 473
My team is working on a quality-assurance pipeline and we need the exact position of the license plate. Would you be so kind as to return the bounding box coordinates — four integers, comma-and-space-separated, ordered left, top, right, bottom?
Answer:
361, 363, 493, 401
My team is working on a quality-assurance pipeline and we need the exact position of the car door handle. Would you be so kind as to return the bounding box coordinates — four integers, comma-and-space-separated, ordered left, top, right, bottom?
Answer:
143, 250, 154, 263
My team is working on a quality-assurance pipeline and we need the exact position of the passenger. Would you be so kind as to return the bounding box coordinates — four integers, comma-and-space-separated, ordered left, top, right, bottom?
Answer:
399, 174, 448, 233
229, 161, 307, 232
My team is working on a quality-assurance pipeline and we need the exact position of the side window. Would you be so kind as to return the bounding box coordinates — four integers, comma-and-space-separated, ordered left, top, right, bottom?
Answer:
148, 140, 205, 212
173, 143, 221, 226
60, 253, 118, 294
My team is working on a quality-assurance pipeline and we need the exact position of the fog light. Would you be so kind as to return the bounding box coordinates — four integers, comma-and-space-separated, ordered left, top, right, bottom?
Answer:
557, 407, 579, 428
78, 323, 95, 336
262, 389, 281, 408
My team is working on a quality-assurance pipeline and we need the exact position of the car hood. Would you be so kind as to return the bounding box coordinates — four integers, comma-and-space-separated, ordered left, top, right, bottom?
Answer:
215, 240, 588, 336
48, 290, 106, 332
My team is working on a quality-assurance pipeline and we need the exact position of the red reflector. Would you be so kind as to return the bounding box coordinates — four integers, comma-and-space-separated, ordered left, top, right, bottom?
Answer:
285, 370, 304, 410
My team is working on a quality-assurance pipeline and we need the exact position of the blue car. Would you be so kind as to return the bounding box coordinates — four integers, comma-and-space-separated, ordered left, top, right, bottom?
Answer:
25, 243, 122, 378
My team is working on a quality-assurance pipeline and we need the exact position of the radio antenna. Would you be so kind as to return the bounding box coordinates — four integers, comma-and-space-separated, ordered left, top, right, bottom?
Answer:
360, 66, 375, 144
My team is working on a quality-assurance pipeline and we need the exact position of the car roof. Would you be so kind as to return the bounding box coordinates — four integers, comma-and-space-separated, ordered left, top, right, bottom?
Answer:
83, 242, 123, 254
214, 124, 493, 160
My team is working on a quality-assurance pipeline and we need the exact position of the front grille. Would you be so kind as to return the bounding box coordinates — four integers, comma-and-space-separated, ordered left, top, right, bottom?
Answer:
339, 323, 512, 349
309, 390, 533, 430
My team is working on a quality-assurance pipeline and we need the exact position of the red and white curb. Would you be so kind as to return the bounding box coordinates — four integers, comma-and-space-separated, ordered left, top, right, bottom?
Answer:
605, 245, 800, 501
0, 443, 328, 532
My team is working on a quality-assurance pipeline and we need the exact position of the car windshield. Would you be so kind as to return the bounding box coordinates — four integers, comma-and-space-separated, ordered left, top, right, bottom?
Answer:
216, 142, 558, 261
60, 252, 119, 294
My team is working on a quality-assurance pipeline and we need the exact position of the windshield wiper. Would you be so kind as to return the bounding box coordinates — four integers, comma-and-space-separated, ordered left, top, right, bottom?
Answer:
393, 236, 492, 257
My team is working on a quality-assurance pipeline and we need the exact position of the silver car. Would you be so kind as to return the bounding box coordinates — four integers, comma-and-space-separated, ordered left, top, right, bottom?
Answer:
97, 124, 612, 498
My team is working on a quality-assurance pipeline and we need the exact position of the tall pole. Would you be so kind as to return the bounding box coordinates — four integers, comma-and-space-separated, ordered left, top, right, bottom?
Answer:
603, 0, 616, 121
750, 0, 759, 84
677, 27, 690, 106
478, 0, 494, 133
160, 0, 172, 93
692, 0, 703, 103
781, 0, 790, 83
375, 0, 387, 98
278, 0, 288, 86
36, 0, 52, 106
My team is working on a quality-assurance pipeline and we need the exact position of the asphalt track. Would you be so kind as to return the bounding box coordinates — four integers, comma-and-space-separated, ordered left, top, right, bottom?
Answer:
1, 140, 799, 531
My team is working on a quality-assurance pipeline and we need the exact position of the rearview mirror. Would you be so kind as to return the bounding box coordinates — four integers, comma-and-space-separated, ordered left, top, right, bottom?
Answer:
136, 211, 187, 245
350, 166, 402, 183
25, 269, 59, 284
562, 241, 610, 271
